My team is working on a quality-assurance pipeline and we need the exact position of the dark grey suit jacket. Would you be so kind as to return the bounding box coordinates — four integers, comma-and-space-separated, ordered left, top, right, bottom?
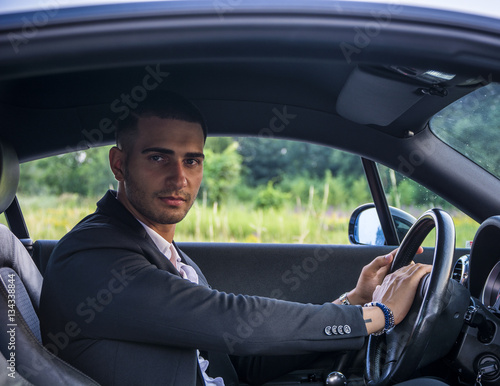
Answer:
40, 190, 367, 385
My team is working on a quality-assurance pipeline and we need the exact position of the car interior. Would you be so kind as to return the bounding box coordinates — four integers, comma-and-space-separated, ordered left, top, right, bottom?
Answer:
1, 1, 500, 385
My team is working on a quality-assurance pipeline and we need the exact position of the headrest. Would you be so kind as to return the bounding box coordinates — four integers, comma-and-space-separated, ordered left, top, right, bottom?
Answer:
0, 140, 19, 213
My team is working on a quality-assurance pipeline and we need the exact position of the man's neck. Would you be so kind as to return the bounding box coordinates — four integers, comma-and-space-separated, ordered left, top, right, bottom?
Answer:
137, 217, 176, 243
115, 189, 176, 242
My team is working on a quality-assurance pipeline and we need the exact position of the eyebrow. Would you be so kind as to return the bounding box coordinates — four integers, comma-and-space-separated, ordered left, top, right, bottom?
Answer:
141, 147, 205, 159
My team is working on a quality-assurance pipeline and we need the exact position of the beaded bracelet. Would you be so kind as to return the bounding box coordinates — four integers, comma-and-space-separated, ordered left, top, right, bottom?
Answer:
364, 302, 395, 336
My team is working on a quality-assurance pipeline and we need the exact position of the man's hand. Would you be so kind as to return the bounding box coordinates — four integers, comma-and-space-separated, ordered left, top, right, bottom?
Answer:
372, 263, 432, 324
362, 262, 432, 334
336, 247, 423, 306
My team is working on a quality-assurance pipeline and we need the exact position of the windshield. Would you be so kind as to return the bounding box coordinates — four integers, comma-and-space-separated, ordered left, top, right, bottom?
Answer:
430, 82, 500, 179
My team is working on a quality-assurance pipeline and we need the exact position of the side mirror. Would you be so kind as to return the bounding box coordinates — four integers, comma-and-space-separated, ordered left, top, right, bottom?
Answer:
348, 203, 416, 245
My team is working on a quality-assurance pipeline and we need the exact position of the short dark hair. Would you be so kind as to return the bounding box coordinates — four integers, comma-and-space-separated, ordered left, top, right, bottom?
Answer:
115, 91, 207, 150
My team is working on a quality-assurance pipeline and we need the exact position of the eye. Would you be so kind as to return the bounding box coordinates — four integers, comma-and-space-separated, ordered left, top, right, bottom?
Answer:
185, 158, 201, 166
149, 155, 165, 162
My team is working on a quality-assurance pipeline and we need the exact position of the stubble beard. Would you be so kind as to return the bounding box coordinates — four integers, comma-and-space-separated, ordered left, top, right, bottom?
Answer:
124, 169, 197, 225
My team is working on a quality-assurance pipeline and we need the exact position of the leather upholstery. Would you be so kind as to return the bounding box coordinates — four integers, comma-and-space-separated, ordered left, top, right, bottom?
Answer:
0, 225, 100, 385
0, 225, 42, 311
0, 141, 19, 214
0, 141, 100, 385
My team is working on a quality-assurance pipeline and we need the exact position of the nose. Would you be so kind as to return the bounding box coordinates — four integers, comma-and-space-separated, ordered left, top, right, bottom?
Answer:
167, 161, 187, 190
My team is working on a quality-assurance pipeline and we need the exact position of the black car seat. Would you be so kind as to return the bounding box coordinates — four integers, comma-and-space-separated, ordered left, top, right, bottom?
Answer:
0, 141, 100, 385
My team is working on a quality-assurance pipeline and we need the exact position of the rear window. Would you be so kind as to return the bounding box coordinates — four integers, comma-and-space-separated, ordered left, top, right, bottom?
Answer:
430, 82, 500, 179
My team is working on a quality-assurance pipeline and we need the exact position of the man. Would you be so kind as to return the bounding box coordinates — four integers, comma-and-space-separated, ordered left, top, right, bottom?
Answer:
40, 92, 433, 385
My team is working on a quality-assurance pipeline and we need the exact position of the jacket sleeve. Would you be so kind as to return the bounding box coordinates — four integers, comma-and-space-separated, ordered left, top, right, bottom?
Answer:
41, 226, 368, 357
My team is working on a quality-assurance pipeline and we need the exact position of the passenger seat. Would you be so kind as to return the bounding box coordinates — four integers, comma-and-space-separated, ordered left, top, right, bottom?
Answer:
0, 141, 100, 385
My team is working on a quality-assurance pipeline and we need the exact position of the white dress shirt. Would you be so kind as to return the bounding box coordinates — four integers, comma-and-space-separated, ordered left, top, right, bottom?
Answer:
137, 220, 225, 386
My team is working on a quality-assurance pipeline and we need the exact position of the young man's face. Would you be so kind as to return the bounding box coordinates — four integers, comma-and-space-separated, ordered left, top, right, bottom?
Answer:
111, 117, 204, 233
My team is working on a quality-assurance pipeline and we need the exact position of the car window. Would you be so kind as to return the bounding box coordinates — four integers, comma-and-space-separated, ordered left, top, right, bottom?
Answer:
15, 146, 114, 239
8, 138, 373, 244
430, 82, 500, 179
377, 164, 479, 248
5, 138, 480, 247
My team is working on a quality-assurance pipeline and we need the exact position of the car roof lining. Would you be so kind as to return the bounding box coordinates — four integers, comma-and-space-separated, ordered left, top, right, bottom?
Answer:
2, 4, 500, 222
0, 55, 486, 153
1, 8, 498, 158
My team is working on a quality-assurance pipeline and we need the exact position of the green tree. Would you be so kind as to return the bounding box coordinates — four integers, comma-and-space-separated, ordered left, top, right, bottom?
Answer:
325, 171, 349, 207
254, 181, 291, 209
201, 140, 242, 204
237, 137, 364, 187
348, 176, 371, 206
19, 146, 115, 196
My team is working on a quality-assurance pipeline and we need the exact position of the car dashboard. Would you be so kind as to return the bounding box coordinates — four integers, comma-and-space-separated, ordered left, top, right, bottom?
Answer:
449, 216, 500, 385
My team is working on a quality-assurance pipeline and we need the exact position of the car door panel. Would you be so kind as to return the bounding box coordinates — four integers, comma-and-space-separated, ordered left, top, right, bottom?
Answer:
179, 243, 469, 304
32, 240, 469, 303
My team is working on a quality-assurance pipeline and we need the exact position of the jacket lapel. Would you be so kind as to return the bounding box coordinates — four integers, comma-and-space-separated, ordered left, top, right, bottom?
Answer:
96, 190, 182, 277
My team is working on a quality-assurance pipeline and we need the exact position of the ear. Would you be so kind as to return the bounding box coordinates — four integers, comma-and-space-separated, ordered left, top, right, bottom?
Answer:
109, 146, 126, 182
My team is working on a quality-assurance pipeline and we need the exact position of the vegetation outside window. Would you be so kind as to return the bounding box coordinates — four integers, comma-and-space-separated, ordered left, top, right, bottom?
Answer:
10, 138, 480, 247
430, 82, 500, 178
377, 164, 478, 248
14, 138, 370, 244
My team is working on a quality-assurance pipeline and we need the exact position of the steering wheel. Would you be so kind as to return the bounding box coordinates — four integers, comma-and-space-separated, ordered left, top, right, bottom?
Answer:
365, 208, 456, 385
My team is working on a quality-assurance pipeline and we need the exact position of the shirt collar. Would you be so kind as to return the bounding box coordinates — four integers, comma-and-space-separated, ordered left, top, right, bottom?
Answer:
136, 219, 173, 259
136, 219, 199, 284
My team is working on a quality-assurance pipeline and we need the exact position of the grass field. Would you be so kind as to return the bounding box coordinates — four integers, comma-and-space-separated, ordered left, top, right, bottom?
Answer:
1, 194, 479, 248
